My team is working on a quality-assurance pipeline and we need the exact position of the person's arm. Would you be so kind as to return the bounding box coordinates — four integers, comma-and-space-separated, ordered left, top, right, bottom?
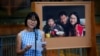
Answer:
75, 24, 83, 36
55, 24, 65, 36
16, 33, 32, 55
58, 25, 64, 31
41, 31, 46, 56
41, 31, 46, 48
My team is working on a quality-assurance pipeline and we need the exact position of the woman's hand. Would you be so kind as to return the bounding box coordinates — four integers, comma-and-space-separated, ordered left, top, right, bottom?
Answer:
24, 45, 32, 51
16, 34, 32, 55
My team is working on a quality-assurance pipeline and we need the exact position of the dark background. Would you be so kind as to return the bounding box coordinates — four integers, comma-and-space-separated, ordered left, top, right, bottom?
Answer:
43, 6, 85, 21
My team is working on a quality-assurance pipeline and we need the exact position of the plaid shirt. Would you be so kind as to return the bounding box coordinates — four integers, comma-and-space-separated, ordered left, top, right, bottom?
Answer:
19, 29, 43, 56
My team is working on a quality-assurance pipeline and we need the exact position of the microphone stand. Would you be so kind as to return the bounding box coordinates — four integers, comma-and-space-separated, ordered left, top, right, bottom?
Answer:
34, 29, 38, 56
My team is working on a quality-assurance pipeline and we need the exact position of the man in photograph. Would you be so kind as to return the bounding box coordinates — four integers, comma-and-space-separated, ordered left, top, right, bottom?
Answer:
58, 11, 70, 36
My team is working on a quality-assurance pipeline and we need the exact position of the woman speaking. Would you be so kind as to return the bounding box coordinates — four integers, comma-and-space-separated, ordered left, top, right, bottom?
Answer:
16, 12, 46, 56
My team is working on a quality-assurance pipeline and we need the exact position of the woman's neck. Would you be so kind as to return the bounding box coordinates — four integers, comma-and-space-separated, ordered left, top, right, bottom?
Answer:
26, 27, 34, 32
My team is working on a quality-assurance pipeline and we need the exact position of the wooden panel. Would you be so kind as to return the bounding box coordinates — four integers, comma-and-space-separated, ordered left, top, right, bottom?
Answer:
0, 25, 25, 35
46, 50, 57, 56
95, 24, 100, 34
87, 2, 97, 56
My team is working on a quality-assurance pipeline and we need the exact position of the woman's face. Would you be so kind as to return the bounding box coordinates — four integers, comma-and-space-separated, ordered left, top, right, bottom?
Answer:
27, 19, 37, 29
48, 18, 55, 27
70, 14, 77, 25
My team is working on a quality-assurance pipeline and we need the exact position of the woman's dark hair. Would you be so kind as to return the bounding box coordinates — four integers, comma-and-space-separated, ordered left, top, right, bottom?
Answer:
69, 12, 80, 36
25, 12, 40, 29
69, 12, 80, 25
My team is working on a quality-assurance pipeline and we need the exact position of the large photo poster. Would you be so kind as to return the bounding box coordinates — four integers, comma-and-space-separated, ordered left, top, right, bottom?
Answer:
32, 2, 92, 49
43, 6, 85, 38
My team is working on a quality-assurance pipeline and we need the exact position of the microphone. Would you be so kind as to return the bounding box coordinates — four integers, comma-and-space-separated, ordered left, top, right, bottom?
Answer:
34, 27, 38, 56
34, 27, 38, 40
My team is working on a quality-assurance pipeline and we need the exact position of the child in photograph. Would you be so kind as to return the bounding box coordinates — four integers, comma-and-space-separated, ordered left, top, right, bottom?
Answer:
43, 17, 64, 37
69, 12, 84, 36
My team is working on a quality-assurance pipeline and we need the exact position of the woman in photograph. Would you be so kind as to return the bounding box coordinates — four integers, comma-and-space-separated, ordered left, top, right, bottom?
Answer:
69, 12, 84, 36
16, 12, 46, 56
43, 17, 64, 37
